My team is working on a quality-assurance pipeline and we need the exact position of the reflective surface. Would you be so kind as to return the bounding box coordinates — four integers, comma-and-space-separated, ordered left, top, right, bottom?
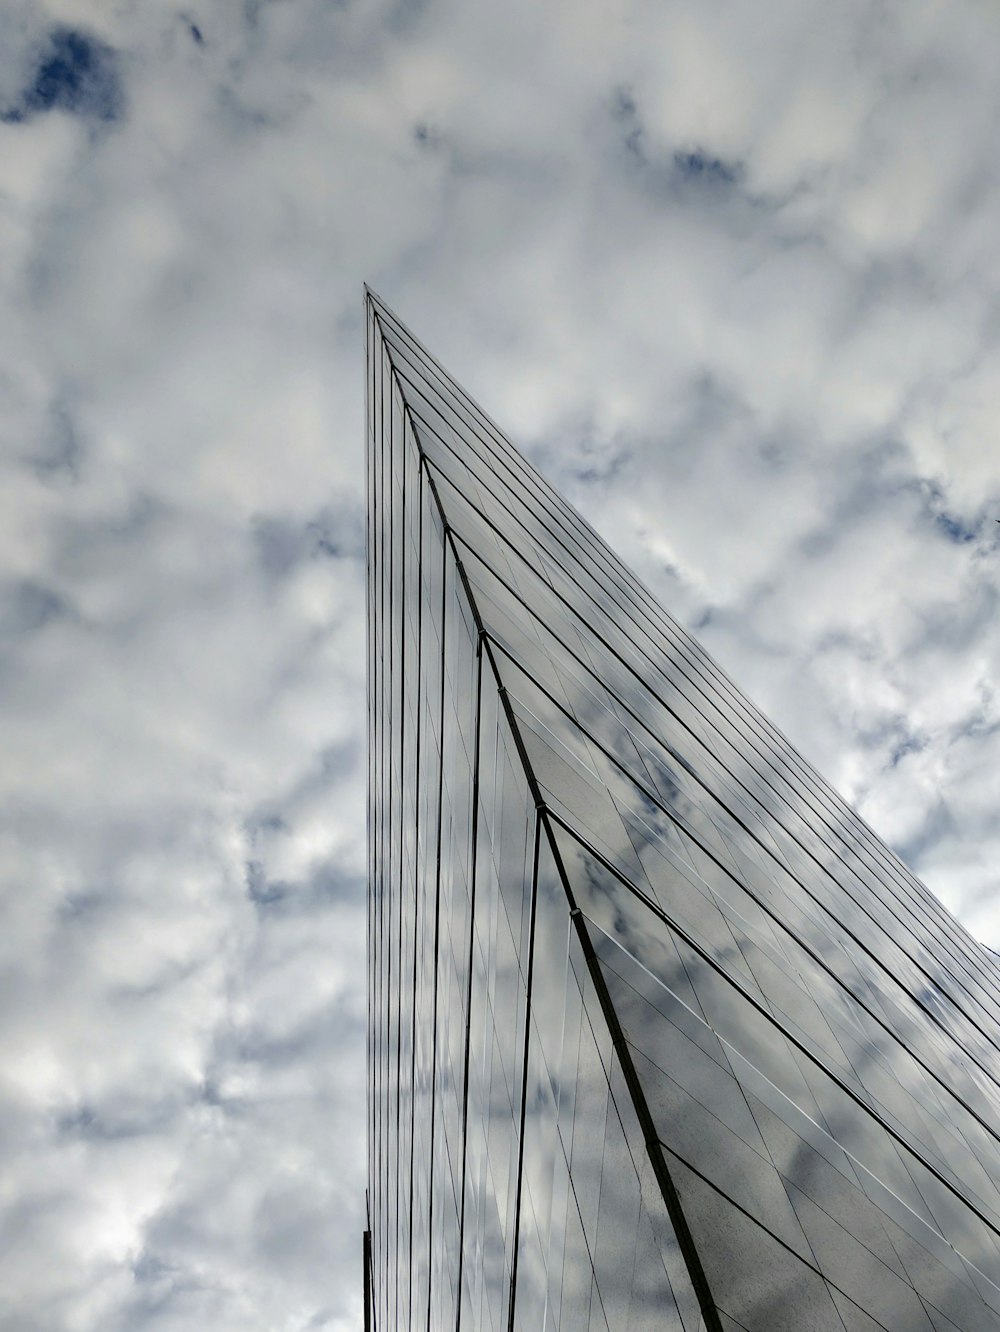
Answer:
367, 289, 1000, 1330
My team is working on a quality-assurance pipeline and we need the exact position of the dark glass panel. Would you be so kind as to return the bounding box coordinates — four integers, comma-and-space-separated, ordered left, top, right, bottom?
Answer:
666, 1152, 846, 1332
828, 1287, 897, 1331
783, 1178, 933, 1329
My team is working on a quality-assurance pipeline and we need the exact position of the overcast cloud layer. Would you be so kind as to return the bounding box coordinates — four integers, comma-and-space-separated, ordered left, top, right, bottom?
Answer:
2, 2, 1000, 1328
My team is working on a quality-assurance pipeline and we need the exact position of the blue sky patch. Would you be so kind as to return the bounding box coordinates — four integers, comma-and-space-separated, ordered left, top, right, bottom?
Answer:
935, 510, 977, 544
673, 149, 741, 186
3, 28, 123, 125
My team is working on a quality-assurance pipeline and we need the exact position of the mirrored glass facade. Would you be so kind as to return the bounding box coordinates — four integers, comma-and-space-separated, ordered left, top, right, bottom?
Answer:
366, 287, 1000, 1332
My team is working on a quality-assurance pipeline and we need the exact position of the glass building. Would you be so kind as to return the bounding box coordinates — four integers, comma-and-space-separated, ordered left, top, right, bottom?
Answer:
366, 287, 1000, 1332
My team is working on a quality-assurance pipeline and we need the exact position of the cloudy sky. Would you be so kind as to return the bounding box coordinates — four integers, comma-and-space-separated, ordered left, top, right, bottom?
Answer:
3, 1, 1000, 1328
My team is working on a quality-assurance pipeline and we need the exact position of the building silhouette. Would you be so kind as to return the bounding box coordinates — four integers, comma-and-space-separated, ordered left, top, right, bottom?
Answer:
366, 288, 1000, 1331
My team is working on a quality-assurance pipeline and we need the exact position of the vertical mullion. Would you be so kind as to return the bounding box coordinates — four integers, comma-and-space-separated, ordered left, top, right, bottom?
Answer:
424, 453, 449, 1332
378, 336, 389, 1330
364, 297, 376, 1325
394, 374, 409, 1329
405, 432, 424, 1330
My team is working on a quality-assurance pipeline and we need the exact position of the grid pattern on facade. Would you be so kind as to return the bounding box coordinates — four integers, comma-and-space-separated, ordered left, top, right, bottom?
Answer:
366, 287, 1000, 1331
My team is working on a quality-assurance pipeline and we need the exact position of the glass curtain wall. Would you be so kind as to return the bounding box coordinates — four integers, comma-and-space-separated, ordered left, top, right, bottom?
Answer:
367, 288, 1000, 1332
